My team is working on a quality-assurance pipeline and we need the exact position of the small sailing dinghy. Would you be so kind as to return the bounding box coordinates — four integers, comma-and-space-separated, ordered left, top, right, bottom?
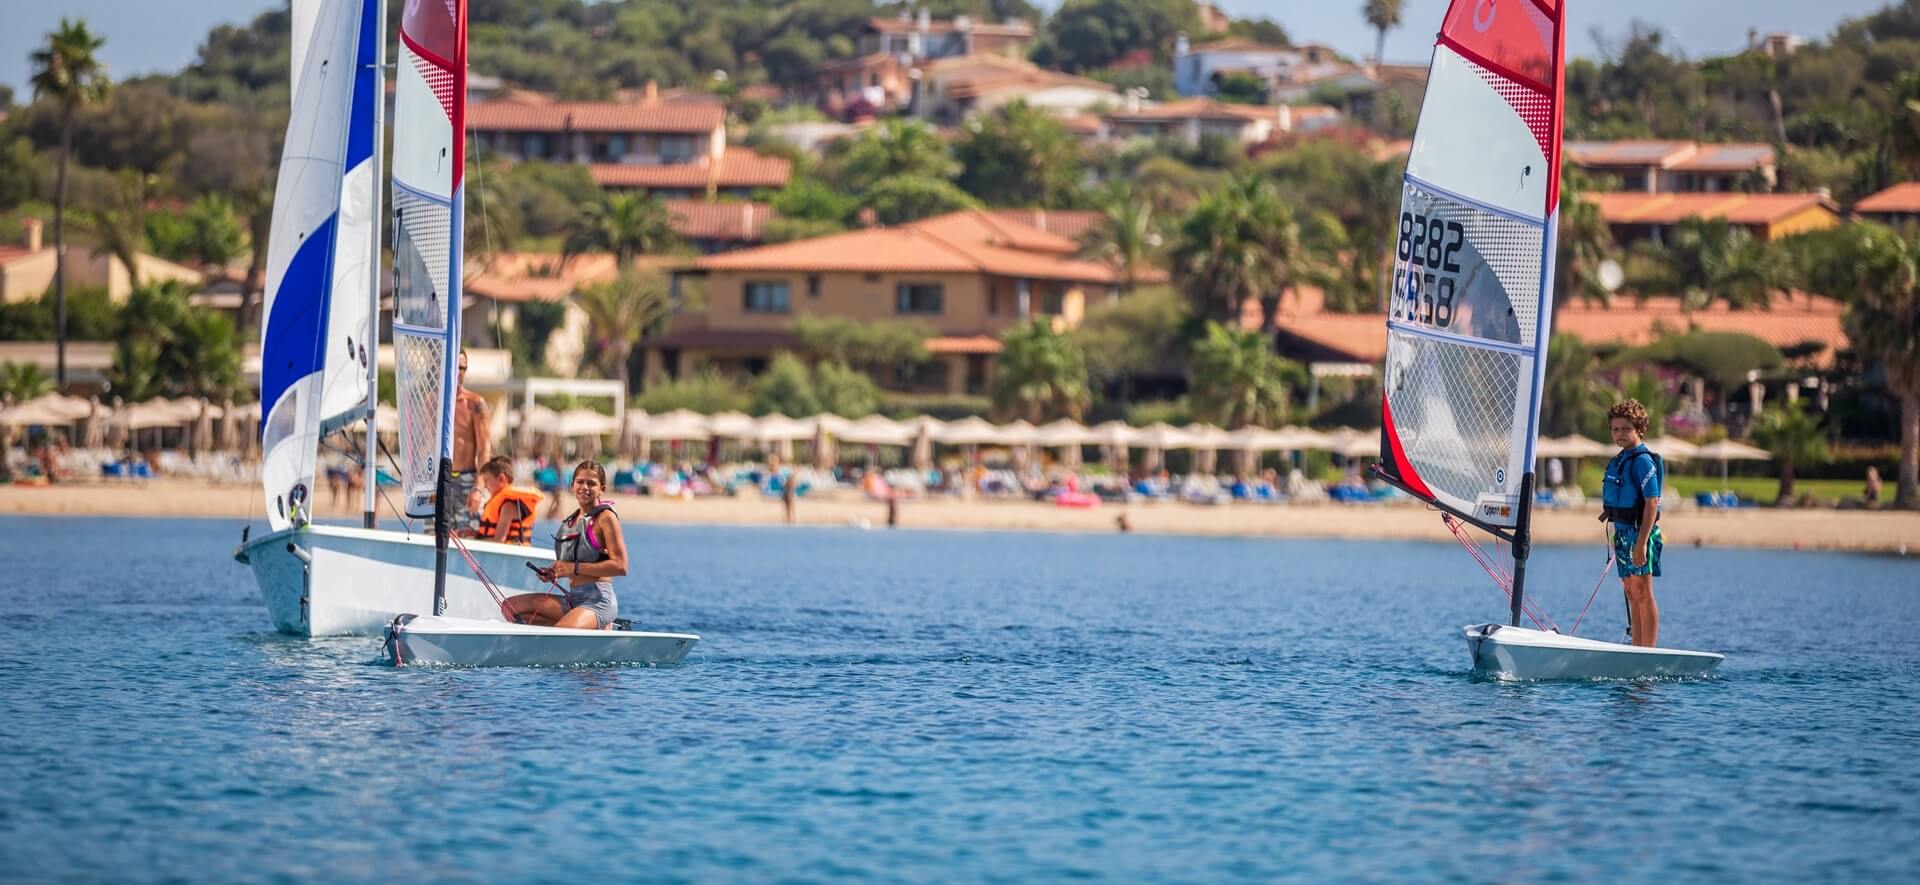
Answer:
379, 0, 696, 667
1374, 0, 1720, 681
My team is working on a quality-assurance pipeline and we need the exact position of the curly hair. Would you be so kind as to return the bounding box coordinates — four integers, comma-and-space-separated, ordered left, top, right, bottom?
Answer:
1608, 399, 1650, 435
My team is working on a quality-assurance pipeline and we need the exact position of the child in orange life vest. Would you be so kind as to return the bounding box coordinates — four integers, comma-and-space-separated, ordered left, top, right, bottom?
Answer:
460, 455, 542, 545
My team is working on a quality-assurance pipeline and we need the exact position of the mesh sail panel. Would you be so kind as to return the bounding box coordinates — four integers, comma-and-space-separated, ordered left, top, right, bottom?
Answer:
392, 187, 451, 519
1389, 180, 1544, 348
1384, 330, 1531, 526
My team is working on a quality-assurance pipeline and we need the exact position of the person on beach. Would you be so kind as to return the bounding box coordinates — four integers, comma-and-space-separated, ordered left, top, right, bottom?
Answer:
506, 461, 625, 629
1865, 466, 1882, 508
1602, 399, 1663, 647
448, 349, 491, 533
460, 455, 542, 545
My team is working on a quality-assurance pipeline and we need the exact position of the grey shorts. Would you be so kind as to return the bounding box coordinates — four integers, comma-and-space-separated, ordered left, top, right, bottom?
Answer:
563, 580, 619, 629
448, 471, 477, 529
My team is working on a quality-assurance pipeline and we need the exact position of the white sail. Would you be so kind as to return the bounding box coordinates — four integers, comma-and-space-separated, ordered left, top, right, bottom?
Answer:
1377, 0, 1566, 530
260, 0, 374, 530
319, 0, 379, 434
391, 0, 466, 518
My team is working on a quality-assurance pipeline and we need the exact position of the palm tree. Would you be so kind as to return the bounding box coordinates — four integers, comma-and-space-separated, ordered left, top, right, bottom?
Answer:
79, 171, 151, 284
1798, 223, 1920, 508
1080, 185, 1158, 294
1541, 334, 1610, 437
1751, 400, 1829, 505
1631, 218, 1779, 311
1188, 321, 1303, 429
835, 119, 960, 195
177, 310, 242, 402
573, 270, 671, 394
1362, 0, 1406, 67
563, 193, 679, 267
30, 18, 111, 389
1, 362, 54, 401
991, 319, 1090, 422
1169, 175, 1304, 331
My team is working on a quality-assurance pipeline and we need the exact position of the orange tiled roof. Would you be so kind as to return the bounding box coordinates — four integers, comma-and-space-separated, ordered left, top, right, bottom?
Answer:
926, 54, 1116, 98
694, 209, 1127, 284
0, 245, 43, 266
1188, 38, 1294, 54
1566, 140, 1773, 172
591, 149, 792, 191
467, 98, 723, 134
1593, 192, 1837, 226
987, 209, 1103, 240
1855, 182, 1920, 214
1274, 293, 1848, 366
666, 201, 774, 242
463, 252, 682, 303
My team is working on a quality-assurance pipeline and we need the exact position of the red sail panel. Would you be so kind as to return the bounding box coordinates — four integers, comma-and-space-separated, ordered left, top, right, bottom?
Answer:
400, 0, 466, 186
1437, 0, 1565, 213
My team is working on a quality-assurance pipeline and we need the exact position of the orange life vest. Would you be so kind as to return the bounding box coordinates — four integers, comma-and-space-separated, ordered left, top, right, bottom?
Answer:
478, 485, 543, 544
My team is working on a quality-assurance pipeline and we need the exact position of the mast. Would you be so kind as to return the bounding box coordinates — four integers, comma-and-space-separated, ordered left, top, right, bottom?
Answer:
363, 0, 386, 530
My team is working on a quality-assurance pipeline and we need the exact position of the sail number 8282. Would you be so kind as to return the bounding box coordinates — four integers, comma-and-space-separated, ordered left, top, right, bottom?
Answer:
1395, 212, 1465, 329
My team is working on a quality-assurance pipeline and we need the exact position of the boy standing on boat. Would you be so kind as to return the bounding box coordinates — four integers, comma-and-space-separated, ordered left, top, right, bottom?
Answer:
1602, 399, 1662, 647
450, 350, 491, 532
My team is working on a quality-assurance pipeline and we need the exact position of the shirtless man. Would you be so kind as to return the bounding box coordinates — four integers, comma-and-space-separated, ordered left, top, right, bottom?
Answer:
449, 349, 491, 533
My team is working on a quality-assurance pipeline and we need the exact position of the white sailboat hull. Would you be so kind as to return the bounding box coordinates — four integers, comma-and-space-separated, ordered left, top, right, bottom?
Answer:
236, 524, 555, 637
385, 614, 699, 667
1463, 624, 1724, 681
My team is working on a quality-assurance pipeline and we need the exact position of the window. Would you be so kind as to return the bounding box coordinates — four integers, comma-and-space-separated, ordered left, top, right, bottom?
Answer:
522, 133, 548, 159
894, 360, 950, 391
606, 134, 627, 160
1039, 290, 1065, 316
660, 136, 694, 163
744, 281, 790, 313
895, 283, 944, 315
807, 275, 821, 297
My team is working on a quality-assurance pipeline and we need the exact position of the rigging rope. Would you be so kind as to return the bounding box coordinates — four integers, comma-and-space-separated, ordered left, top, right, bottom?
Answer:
446, 532, 523, 624
1442, 513, 1556, 632
1566, 527, 1619, 636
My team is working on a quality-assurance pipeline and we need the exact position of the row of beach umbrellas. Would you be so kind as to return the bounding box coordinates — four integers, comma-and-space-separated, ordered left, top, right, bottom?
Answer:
0, 393, 262, 451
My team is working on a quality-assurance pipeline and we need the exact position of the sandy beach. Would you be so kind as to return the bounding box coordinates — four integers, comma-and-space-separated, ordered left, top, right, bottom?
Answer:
2, 479, 1914, 553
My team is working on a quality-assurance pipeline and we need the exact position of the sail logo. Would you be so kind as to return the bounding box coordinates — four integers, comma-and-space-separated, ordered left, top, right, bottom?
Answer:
1473, 0, 1498, 32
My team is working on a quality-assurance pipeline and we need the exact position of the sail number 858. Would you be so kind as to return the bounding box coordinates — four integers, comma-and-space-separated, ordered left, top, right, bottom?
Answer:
1397, 212, 1464, 272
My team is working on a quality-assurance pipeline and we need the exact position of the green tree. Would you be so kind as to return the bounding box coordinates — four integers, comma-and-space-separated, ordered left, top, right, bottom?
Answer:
1555, 168, 1618, 306
770, 176, 861, 226
1750, 399, 1830, 504
108, 280, 234, 402
749, 351, 821, 416
831, 119, 960, 195
1169, 174, 1305, 331
1212, 71, 1268, 104
1188, 321, 1302, 429
1605, 369, 1678, 440
563, 192, 680, 267
1630, 218, 1779, 310
1362, 0, 1405, 66
863, 175, 979, 225
812, 359, 878, 417
791, 314, 931, 373
634, 369, 751, 414
30, 17, 111, 389
1037, 0, 1200, 72
953, 101, 1085, 208
1072, 285, 1188, 395
991, 318, 1090, 422
76, 171, 151, 285
1796, 223, 1920, 508
1540, 333, 1611, 437
1080, 184, 1160, 294
176, 309, 241, 401
572, 271, 672, 396
1, 362, 54, 401
509, 299, 569, 374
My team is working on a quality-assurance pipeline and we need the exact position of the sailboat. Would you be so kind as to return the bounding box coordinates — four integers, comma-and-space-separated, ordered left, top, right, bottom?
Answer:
379, 0, 696, 667
1372, 0, 1722, 680
234, 0, 553, 637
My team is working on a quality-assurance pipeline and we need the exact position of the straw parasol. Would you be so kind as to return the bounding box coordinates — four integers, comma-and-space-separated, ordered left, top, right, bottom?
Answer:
836, 414, 914, 446
554, 408, 620, 439
0, 395, 85, 427
901, 416, 945, 471
1693, 438, 1770, 490
1184, 423, 1230, 475
1035, 418, 1096, 469
751, 413, 811, 461
1643, 436, 1699, 461
1536, 434, 1616, 459
1088, 420, 1142, 473
933, 416, 1002, 446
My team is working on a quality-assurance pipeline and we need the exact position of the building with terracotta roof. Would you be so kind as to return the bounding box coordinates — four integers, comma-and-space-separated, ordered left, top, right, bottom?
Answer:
1104, 98, 1296, 145
0, 219, 54, 304
1566, 141, 1776, 194
1592, 192, 1839, 244
653, 210, 1162, 393
665, 201, 775, 253
916, 54, 1120, 124
1269, 287, 1850, 371
1172, 33, 1344, 98
1, 217, 203, 305
816, 12, 1036, 115
1854, 182, 1920, 228
467, 84, 790, 197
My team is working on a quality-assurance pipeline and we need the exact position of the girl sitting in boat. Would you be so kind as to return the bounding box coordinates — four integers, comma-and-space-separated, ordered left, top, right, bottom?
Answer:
506, 461, 626, 629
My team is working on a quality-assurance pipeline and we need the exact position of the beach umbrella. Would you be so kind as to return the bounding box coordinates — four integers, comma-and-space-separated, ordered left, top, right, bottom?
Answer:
750, 413, 810, 461
837, 414, 914, 447
1693, 438, 1771, 490
555, 408, 620, 439
1535, 434, 1615, 459
1036, 418, 1095, 469
1332, 430, 1380, 460
1643, 436, 1698, 461
933, 416, 1001, 446
1133, 422, 1195, 473
80, 397, 111, 448
901, 416, 945, 471
1184, 423, 1230, 475
114, 399, 192, 431
0, 396, 82, 427
1089, 420, 1141, 473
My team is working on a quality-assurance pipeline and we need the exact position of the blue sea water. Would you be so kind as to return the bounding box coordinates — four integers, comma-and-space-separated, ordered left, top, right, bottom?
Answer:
1, 514, 1917, 882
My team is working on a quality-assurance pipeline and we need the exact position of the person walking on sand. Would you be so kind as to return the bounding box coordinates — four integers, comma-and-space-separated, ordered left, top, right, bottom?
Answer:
448, 349, 491, 533
1601, 399, 1663, 647
1865, 466, 1882, 508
